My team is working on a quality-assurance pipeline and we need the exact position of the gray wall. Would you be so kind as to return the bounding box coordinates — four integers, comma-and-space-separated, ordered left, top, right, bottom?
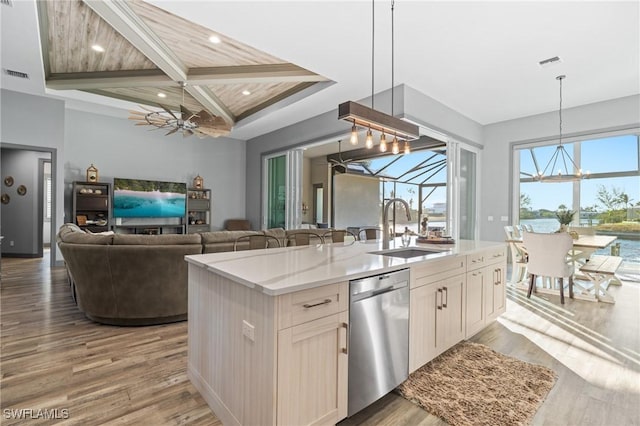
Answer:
1, 90, 65, 260
1, 89, 246, 264
0, 149, 49, 255
64, 109, 246, 230
480, 94, 640, 242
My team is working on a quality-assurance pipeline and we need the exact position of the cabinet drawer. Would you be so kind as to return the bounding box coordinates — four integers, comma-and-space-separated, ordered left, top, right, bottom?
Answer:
76, 195, 108, 210
188, 199, 210, 210
467, 246, 506, 271
278, 282, 348, 329
411, 255, 466, 289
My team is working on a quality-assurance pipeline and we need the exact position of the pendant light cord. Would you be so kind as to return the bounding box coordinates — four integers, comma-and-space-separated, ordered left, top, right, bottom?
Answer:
391, 0, 395, 116
558, 76, 563, 146
371, 0, 375, 110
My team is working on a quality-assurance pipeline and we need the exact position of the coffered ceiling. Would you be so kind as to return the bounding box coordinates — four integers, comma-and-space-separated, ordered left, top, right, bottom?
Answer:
35, 0, 328, 131
2, 1, 639, 141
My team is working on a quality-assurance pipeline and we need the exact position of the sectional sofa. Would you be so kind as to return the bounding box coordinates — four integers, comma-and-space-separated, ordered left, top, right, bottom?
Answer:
57, 224, 335, 326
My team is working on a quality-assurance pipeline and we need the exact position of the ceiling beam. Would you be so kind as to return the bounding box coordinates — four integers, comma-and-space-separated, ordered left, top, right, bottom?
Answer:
46, 70, 172, 90
83, 0, 234, 124
189, 64, 328, 85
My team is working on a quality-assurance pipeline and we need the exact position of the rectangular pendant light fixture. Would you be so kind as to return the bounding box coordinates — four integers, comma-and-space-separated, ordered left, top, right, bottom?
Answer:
338, 101, 420, 141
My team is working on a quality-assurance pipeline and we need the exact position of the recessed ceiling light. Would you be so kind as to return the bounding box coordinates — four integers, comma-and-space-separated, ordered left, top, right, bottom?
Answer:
242, 90, 251, 96
91, 44, 105, 53
208, 35, 221, 44
157, 92, 167, 98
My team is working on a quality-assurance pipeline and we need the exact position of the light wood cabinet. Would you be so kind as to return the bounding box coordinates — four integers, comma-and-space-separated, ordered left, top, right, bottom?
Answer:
465, 246, 507, 338
409, 256, 466, 373
276, 282, 349, 426
277, 311, 348, 426
410, 274, 465, 372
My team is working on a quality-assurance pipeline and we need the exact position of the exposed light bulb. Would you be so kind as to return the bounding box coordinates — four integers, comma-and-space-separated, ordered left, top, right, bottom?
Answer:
365, 129, 374, 149
350, 124, 359, 145
391, 136, 399, 154
403, 140, 411, 155
379, 132, 387, 152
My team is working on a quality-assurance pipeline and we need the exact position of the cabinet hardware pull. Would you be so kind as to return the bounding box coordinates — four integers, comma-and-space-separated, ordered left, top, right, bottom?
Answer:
341, 322, 348, 354
303, 299, 332, 309
472, 272, 480, 277
443, 286, 448, 308
437, 288, 443, 310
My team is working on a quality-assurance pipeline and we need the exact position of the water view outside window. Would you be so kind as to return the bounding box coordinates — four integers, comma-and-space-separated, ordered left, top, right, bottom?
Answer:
518, 134, 639, 268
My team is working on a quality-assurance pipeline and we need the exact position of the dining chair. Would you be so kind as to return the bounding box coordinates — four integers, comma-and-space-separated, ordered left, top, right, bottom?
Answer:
322, 229, 356, 244
358, 227, 382, 241
233, 234, 281, 251
522, 231, 574, 304
286, 231, 325, 246
504, 226, 528, 285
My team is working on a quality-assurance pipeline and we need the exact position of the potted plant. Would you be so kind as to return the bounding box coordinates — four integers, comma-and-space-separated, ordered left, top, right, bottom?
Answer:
555, 208, 575, 232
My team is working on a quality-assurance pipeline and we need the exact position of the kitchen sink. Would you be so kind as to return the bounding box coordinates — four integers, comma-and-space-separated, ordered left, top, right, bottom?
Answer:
369, 248, 446, 259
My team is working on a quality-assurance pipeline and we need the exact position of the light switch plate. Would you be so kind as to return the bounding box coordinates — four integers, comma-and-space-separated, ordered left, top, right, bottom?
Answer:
487, 216, 494, 222
242, 320, 255, 342
501, 216, 509, 222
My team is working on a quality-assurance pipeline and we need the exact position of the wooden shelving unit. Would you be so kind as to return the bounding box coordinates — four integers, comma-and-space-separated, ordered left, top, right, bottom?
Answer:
186, 188, 211, 234
72, 181, 111, 232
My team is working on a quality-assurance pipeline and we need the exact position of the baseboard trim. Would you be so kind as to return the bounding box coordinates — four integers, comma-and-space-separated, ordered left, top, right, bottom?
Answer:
188, 363, 241, 426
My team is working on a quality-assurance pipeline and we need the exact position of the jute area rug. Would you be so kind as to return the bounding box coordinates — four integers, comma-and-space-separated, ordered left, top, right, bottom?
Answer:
395, 341, 557, 426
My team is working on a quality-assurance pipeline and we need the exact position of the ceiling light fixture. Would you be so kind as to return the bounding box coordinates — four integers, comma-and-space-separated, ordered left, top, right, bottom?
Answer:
208, 35, 221, 44
128, 82, 231, 139
338, 0, 419, 152
91, 44, 105, 53
533, 75, 590, 182
157, 92, 166, 98
242, 89, 251, 96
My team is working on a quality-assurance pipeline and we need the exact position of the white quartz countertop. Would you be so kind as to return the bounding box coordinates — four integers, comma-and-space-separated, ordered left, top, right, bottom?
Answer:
185, 238, 505, 296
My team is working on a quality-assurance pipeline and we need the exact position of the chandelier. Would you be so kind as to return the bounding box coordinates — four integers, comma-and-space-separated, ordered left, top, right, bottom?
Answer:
338, 0, 418, 155
533, 75, 590, 182
128, 82, 231, 138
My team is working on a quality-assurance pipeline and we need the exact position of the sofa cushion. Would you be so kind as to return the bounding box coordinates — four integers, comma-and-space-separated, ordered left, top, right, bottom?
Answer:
224, 219, 252, 231
60, 230, 114, 245
113, 234, 201, 245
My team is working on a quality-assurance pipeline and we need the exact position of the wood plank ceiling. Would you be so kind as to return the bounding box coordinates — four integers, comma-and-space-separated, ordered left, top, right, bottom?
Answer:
37, 0, 328, 134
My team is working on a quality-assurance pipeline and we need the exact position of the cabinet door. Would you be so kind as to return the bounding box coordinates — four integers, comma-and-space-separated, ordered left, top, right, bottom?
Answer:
409, 282, 442, 372
442, 275, 465, 350
486, 263, 506, 322
277, 312, 348, 426
465, 269, 486, 338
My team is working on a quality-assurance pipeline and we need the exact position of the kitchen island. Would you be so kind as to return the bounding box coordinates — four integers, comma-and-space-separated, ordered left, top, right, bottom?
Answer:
186, 238, 506, 426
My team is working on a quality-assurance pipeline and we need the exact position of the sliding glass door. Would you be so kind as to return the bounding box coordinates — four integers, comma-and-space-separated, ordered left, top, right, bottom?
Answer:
263, 149, 304, 230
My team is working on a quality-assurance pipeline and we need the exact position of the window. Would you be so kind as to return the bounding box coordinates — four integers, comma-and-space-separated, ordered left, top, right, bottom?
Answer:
515, 133, 639, 264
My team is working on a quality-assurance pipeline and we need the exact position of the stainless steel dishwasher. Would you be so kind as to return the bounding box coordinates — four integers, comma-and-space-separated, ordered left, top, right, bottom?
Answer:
348, 268, 410, 417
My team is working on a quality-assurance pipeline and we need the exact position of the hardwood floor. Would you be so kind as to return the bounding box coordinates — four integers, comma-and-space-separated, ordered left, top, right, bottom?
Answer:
2, 254, 638, 425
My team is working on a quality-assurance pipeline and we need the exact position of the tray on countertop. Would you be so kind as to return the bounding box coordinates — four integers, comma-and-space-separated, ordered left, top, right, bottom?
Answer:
416, 236, 455, 244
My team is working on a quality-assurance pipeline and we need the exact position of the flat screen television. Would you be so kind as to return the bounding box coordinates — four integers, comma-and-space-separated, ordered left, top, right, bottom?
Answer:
113, 178, 186, 218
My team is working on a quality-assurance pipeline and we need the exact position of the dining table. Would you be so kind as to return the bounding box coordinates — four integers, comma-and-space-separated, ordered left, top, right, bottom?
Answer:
505, 234, 620, 303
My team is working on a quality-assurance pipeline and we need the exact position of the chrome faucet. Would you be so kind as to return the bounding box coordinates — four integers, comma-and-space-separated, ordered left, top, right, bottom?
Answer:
382, 198, 411, 249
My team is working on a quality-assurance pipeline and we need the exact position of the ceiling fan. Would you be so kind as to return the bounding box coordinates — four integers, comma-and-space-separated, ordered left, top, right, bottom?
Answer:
128, 82, 232, 138
329, 140, 360, 171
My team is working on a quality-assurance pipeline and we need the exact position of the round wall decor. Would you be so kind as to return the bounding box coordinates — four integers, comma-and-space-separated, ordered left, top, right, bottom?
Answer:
17, 185, 27, 196
1, 193, 9, 204
4, 176, 14, 187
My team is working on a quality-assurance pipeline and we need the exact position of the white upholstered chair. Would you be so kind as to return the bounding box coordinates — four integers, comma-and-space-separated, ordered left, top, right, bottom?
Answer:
523, 232, 574, 304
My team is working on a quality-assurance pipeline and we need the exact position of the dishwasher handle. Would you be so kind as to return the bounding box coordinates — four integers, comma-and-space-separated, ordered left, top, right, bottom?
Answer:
351, 281, 408, 302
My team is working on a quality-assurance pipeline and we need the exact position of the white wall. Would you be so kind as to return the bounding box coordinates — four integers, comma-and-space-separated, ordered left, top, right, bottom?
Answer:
334, 174, 380, 229
480, 94, 640, 242
64, 109, 246, 230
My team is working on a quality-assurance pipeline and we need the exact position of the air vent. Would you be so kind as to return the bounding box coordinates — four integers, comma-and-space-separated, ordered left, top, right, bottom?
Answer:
538, 56, 562, 68
0, 0, 13, 7
3, 69, 29, 79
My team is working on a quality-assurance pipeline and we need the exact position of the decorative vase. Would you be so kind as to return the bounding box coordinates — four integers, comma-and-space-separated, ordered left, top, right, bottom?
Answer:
557, 224, 568, 233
